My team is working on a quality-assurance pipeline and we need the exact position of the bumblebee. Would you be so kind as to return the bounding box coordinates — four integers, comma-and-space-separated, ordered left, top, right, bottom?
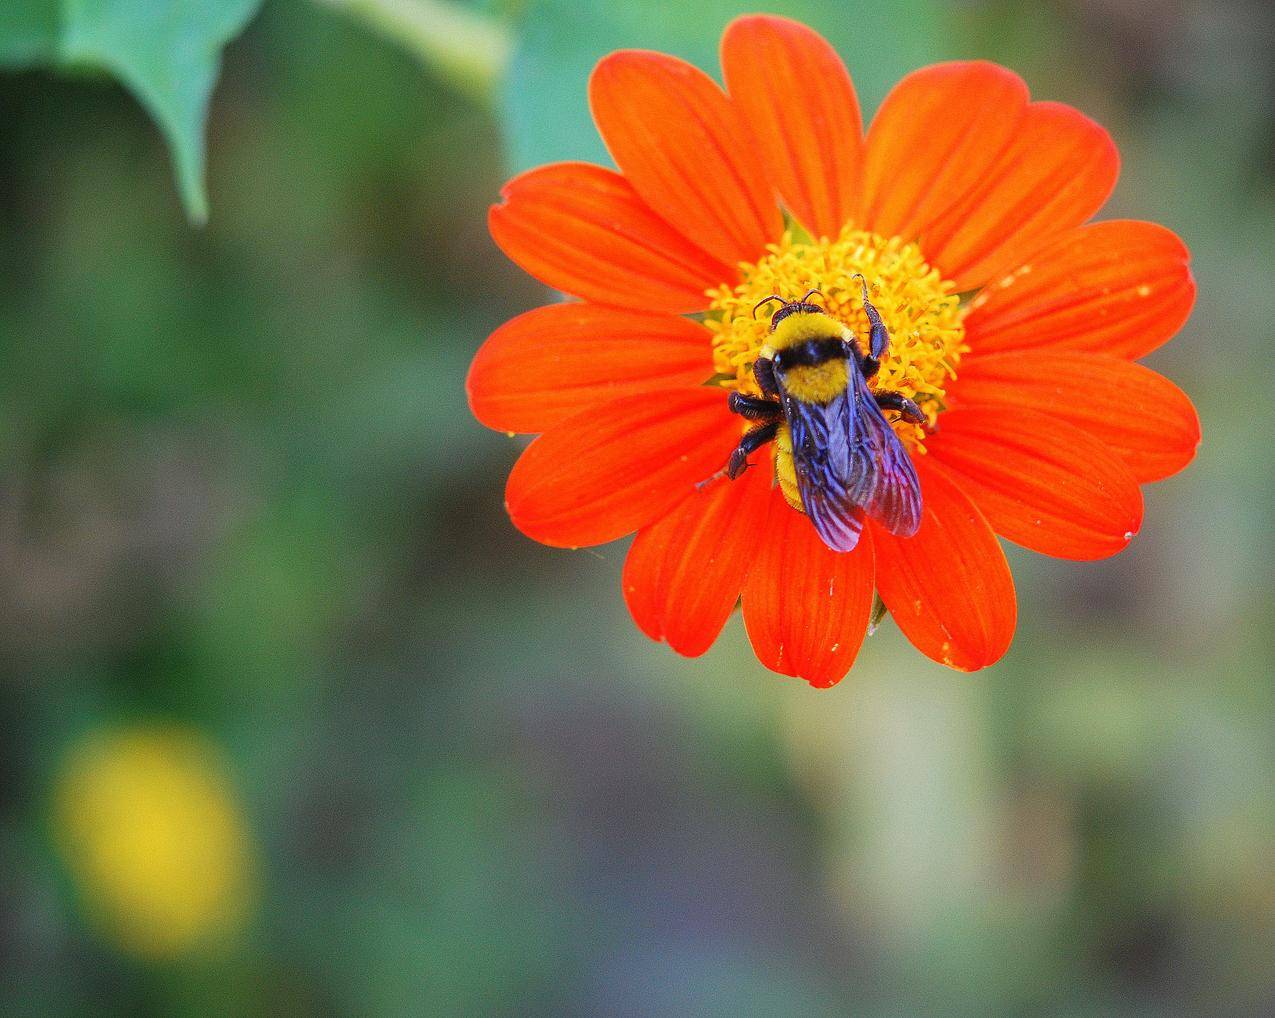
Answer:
725, 276, 924, 552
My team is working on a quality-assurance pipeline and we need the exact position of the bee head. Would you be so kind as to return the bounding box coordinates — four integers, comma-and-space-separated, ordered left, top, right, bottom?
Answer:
752, 289, 826, 331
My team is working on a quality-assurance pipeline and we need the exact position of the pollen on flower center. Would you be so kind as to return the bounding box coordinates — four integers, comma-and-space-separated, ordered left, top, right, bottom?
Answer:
706, 227, 966, 449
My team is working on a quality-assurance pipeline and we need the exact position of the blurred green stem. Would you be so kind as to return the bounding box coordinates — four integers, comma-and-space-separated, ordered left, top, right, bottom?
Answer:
316, 0, 512, 106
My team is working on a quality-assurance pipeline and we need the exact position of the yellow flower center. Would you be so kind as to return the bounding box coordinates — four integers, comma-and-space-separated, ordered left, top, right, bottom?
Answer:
706, 227, 966, 450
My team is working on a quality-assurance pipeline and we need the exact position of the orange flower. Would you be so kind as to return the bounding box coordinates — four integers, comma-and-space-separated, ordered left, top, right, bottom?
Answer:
468, 15, 1200, 687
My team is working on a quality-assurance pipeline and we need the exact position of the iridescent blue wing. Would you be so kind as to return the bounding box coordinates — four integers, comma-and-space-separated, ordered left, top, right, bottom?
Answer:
782, 392, 865, 552
783, 362, 922, 552
843, 363, 923, 537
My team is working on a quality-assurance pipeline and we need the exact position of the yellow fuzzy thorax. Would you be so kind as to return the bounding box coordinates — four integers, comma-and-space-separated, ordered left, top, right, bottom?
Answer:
762, 311, 856, 405
707, 226, 967, 451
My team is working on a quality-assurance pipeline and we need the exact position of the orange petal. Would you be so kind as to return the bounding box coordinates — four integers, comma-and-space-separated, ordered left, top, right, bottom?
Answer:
920, 101, 1119, 290
489, 162, 734, 313
505, 387, 739, 548
963, 220, 1196, 360
589, 50, 783, 267
721, 15, 862, 239
468, 304, 715, 434
927, 408, 1143, 560
623, 465, 772, 657
858, 62, 1029, 246
948, 351, 1201, 483
870, 460, 1016, 671
742, 491, 875, 688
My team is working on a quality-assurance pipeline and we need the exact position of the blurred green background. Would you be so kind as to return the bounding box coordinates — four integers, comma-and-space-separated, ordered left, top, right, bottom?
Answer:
2, 0, 1272, 1014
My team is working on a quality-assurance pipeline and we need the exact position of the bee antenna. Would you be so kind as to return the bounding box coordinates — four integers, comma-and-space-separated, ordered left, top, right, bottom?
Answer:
849, 273, 871, 300
752, 295, 785, 319
800, 288, 825, 306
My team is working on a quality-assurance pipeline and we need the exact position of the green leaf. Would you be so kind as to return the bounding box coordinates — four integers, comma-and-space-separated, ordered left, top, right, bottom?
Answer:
0, 0, 264, 223
501, 0, 956, 173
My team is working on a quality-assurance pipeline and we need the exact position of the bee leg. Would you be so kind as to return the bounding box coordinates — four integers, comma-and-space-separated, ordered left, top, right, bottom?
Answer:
753, 356, 780, 397
727, 421, 779, 479
845, 335, 881, 381
875, 390, 927, 425
851, 272, 891, 359
728, 390, 783, 421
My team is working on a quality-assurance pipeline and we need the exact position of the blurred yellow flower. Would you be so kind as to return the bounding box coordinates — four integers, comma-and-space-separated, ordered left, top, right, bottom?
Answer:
51, 723, 256, 960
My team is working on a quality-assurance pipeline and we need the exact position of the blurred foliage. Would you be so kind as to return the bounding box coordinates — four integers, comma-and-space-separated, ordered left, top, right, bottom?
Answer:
1, 0, 1274, 1015
319, 0, 512, 106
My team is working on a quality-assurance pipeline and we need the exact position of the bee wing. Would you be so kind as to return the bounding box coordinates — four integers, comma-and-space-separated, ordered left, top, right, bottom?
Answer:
845, 364, 923, 537
784, 396, 865, 552
785, 363, 922, 551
